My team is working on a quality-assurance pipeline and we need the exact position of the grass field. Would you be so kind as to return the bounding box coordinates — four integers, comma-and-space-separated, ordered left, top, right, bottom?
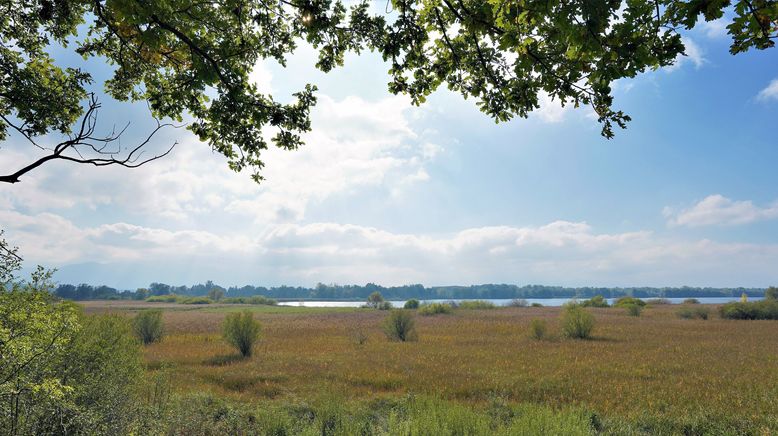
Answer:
83, 301, 778, 434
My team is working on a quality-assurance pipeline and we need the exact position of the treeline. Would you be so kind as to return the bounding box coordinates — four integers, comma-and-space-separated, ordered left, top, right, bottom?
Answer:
52, 281, 769, 301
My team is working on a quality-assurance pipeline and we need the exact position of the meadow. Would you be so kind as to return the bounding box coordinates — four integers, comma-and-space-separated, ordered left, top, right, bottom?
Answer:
82, 301, 778, 434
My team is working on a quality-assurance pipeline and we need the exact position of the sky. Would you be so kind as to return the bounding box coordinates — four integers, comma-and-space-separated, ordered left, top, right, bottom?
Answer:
2, 16, 778, 290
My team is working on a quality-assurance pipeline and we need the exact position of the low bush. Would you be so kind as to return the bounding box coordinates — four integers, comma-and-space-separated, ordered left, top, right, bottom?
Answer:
529, 319, 547, 340
146, 294, 179, 303
222, 296, 277, 305
531, 302, 544, 307
561, 304, 595, 339
677, 306, 710, 320
614, 297, 646, 308
625, 304, 643, 317
458, 300, 497, 310
418, 303, 454, 315
383, 310, 418, 342
133, 310, 164, 345
580, 295, 609, 308
719, 300, 778, 320
646, 298, 671, 305
404, 299, 420, 309
222, 311, 261, 357
506, 298, 529, 307
378, 301, 394, 310
178, 296, 213, 304
683, 298, 700, 304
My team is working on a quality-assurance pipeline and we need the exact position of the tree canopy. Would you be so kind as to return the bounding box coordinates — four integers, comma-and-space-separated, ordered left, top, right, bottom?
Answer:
1, 0, 776, 183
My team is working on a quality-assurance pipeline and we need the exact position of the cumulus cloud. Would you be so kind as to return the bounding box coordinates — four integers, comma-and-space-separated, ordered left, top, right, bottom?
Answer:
535, 92, 571, 123
0, 92, 440, 225
664, 195, 778, 227
665, 37, 706, 72
757, 79, 778, 102
4, 211, 777, 288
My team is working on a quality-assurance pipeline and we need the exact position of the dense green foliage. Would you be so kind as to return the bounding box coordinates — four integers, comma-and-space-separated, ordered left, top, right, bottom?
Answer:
580, 295, 609, 308
418, 302, 454, 315
529, 319, 547, 340
383, 310, 418, 342
683, 298, 700, 304
2, 0, 777, 182
222, 311, 262, 357
133, 310, 164, 345
561, 304, 595, 339
457, 300, 497, 310
403, 299, 420, 309
719, 300, 778, 320
765, 286, 778, 300
366, 291, 385, 308
613, 297, 647, 308
625, 304, 643, 317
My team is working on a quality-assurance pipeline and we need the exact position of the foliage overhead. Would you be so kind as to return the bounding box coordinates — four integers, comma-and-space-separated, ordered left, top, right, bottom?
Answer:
1, 0, 776, 182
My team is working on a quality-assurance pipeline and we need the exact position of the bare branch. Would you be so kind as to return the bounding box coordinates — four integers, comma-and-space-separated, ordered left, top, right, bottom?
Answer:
0, 95, 180, 184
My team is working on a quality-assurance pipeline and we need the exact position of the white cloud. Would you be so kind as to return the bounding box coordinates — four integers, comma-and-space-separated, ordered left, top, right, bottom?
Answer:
666, 37, 706, 72
0, 93, 440, 226
664, 195, 778, 227
757, 78, 778, 102
700, 18, 729, 39
535, 92, 571, 123
4, 211, 777, 288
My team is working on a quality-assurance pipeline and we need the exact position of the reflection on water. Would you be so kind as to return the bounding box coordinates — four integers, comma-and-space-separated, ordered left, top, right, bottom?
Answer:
277, 297, 760, 308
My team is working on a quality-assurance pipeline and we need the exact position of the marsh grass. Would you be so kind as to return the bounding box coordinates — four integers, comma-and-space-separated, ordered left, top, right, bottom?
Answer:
85, 301, 778, 434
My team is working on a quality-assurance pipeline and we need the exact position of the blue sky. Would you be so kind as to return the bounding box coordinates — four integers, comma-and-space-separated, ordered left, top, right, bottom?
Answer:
1, 18, 778, 289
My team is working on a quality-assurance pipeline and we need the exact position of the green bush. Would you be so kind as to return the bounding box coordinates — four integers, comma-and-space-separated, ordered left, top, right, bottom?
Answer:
146, 294, 179, 303
614, 297, 646, 308
625, 304, 643, 317
683, 298, 700, 304
561, 304, 595, 339
719, 300, 778, 320
133, 310, 164, 345
178, 296, 212, 304
458, 300, 497, 309
765, 286, 778, 300
580, 295, 609, 308
646, 298, 671, 305
378, 301, 394, 310
221, 295, 277, 305
531, 302, 544, 307
418, 302, 454, 315
222, 311, 262, 357
383, 310, 418, 342
404, 299, 420, 309
366, 291, 385, 309
529, 319, 547, 340
677, 306, 710, 320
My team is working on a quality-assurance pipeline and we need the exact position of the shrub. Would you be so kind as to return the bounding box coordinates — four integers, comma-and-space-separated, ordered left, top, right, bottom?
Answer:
418, 303, 454, 315
719, 300, 778, 320
383, 310, 418, 342
404, 299, 420, 309
222, 296, 277, 305
765, 287, 778, 300
458, 300, 497, 310
580, 295, 609, 308
677, 306, 710, 320
646, 298, 671, 305
506, 298, 529, 307
178, 296, 212, 304
531, 303, 544, 307
133, 310, 164, 345
366, 291, 385, 309
625, 304, 643, 317
683, 298, 700, 304
146, 294, 179, 303
529, 319, 547, 340
222, 311, 261, 357
378, 301, 394, 310
614, 297, 646, 308
561, 304, 595, 339
207, 288, 225, 301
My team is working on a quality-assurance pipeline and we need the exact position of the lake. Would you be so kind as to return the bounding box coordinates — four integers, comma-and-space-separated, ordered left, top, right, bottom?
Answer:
278, 296, 760, 308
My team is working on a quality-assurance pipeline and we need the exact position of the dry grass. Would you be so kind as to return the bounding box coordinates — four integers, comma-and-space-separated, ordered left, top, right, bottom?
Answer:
85, 301, 778, 427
